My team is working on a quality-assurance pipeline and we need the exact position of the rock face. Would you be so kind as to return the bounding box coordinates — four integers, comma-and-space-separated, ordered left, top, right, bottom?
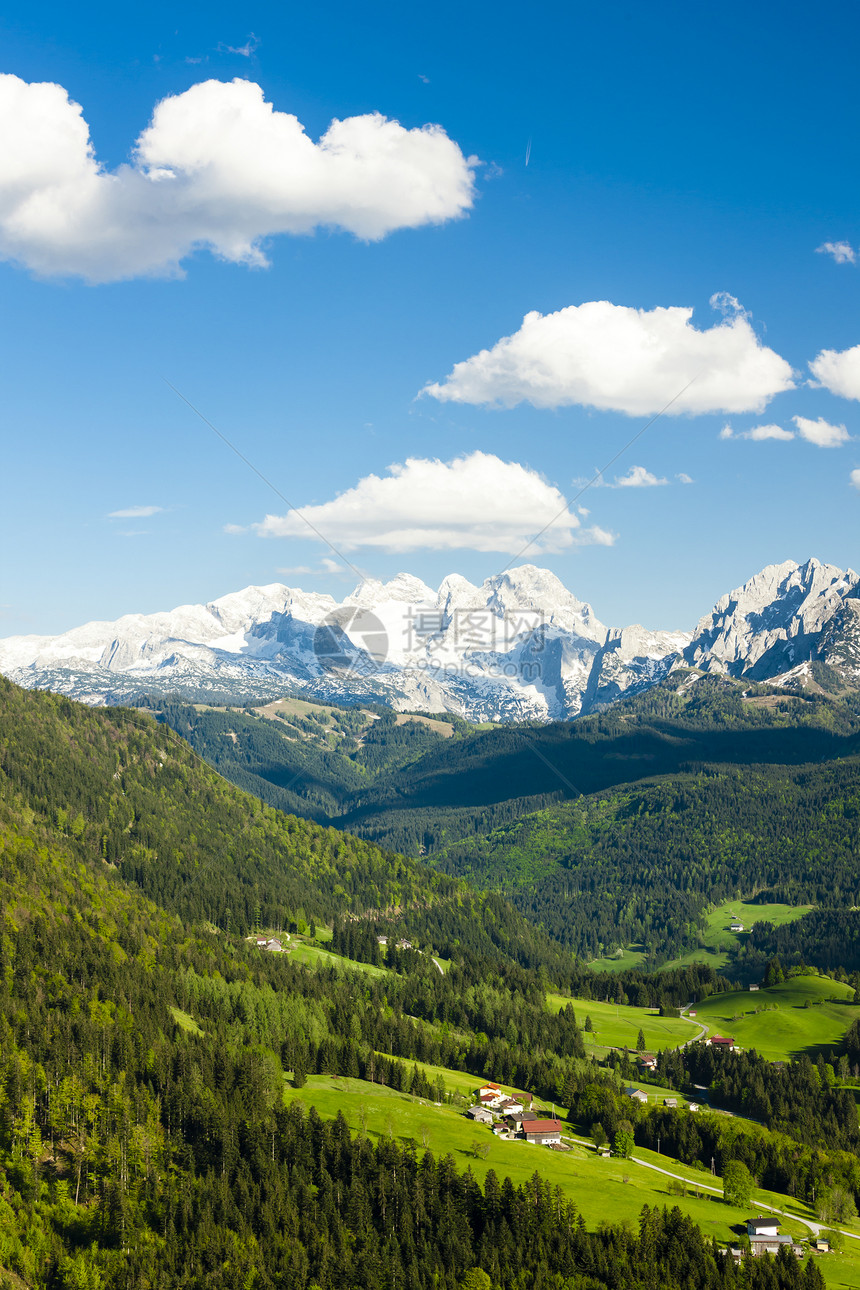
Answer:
1, 557, 858, 720
683, 558, 860, 680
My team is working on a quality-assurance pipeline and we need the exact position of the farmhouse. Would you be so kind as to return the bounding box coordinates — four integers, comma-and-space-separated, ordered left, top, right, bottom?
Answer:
663, 1097, 678, 1108
745, 1217, 802, 1258
749, 984, 760, 992
467, 1106, 494, 1125
624, 1087, 648, 1104
730, 921, 744, 933
477, 1082, 502, 1099
521, 1118, 563, 1145
638, 1052, 658, 1071
497, 1096, 524, 1115
707, 1035, 735, 1049
506, 1110, 538, 1132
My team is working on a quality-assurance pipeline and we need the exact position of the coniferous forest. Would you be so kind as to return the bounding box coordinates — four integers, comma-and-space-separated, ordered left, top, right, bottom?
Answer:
0, 677, 844, 1286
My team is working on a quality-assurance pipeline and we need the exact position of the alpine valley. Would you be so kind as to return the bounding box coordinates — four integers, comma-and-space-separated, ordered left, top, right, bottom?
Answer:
1, 556, 859, 721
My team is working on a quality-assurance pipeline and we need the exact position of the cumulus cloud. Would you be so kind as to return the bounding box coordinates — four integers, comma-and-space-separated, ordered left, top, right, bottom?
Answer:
423, 299, 794, 416
809, 343, 860, 402
850, 469, 860, 491
0, 75, 477, 281
251, 451, 613, 553
677, 472, 694, 484
108, 504, 163, 518
816, 241, 857, 265
720, 423, 794, 441
613, 465, 668, 487
792, 415, 851, 448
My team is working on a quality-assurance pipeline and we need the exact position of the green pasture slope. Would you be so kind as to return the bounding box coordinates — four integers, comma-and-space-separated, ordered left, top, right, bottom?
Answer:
693, 975, 860, 1060
286, 937, 389, 977
546, 993, 695, 1052
282, 1072, 860, 1284
659, 900, 813, 973
283, 1073, 750, 1239
588, 900, 810, 975
588, 945, 648, 974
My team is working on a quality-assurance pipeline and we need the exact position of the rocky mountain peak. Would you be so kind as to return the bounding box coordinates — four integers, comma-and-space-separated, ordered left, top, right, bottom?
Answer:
1, 557, 857, 720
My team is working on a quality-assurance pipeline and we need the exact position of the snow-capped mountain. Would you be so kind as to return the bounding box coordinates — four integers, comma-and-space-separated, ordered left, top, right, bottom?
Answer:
1, 557, 857, 721
683, 557, 860, 683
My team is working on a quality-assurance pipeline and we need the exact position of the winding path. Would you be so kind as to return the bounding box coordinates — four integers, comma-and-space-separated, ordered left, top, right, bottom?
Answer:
562, 1133, 859, 1244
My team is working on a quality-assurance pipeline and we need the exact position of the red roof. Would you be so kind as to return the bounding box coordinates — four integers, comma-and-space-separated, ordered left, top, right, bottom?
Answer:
711, 1036, 734, 1045
523, 1119, 563, 1134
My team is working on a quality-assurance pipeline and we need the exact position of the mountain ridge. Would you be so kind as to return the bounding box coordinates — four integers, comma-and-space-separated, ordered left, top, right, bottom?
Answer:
2, 556, 858, 720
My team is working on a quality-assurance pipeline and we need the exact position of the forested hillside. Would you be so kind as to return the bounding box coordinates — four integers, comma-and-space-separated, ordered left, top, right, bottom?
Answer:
435, 756, 860, 963
0, 679, 578, 975
3, 679, 852, 1286
155, 679, 860, 970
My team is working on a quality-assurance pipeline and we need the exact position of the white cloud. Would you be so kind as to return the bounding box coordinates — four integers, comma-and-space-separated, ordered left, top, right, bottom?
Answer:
252, 451, 613, 553
720, 423, 794, 441
816, 241, 857, 265
792, 415, 851, 448
709, 291, 750, 319
0, 75, 477, 282
223, 522, 248, 534
108, 504, 163, 518
613, 465, 668, 488
219, 34, 260, 57
676, 472, 693, 484
748, 423, 794, 441
850, 469, 860, 491
809, 343, 860, 402
424, 299, 794, 416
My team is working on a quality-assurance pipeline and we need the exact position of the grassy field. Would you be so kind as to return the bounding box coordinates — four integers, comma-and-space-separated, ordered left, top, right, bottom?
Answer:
282, 1071, 860, 1280
660, 900, 813, 973
588, 945, 648, 974
287, 939, 389, 977
822, 1252, 860, 1289
546, 993, 695, 1052
168, 1006, 203, 1035
693, 975, 860, 1060
283, 1073, 754, 1240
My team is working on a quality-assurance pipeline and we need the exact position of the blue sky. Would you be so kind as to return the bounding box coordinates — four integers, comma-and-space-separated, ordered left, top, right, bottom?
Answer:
1, 0, 859, 638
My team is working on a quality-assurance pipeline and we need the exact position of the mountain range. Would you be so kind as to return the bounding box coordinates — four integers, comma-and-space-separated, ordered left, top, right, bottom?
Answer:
1, 556, 858, 720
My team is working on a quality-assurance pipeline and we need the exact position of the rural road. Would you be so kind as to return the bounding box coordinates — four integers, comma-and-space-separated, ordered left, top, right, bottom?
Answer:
679, 1005, 709, 1046
562, 1133, 859, 1244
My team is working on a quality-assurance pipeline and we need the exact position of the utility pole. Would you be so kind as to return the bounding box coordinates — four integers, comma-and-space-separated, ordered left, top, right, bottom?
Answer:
657, 1136, 661, 1155
711, 1156, 715, 1175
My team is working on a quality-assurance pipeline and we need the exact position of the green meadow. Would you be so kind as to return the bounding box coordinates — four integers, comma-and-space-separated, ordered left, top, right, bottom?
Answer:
168, 1006, 203, 1035
286, 938, 389, 977
283, 1071, 860, 1281
546, 993, 695, 1052
660, 900, 813, 973
588, 945, 648, 974
693, 975, 860, 1060
283, 1073, 752, 1240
